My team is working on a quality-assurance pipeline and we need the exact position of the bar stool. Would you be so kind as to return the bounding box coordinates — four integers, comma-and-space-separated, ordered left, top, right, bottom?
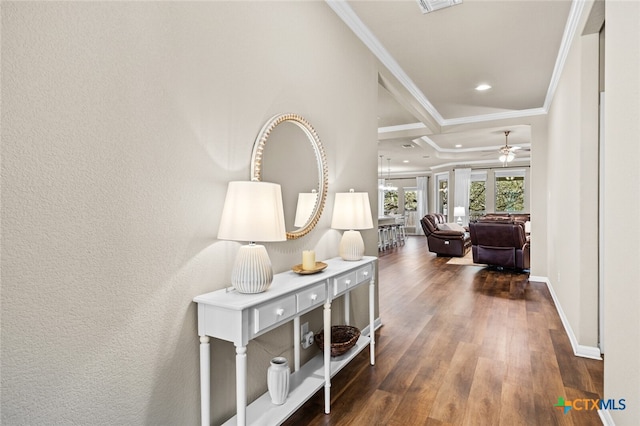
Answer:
378, 225, 391, 251
397, 222, 406, 245
388, 224, 398, 248
394, 216, 407, 245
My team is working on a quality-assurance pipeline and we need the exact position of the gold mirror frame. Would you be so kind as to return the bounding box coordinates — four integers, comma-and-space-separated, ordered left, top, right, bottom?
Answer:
251, 113, 328, 240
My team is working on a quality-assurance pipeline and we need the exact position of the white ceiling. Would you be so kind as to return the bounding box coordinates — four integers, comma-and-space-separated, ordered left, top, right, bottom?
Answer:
327, 0, 580, 176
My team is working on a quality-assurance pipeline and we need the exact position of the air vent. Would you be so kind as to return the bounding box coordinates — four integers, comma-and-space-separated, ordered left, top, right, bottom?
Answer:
417, 0, 462, 14
402, 143, 414, 149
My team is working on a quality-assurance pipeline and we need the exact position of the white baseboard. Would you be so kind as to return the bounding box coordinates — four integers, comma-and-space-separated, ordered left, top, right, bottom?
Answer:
529, 276, 602, 360
599, 409, 615, 425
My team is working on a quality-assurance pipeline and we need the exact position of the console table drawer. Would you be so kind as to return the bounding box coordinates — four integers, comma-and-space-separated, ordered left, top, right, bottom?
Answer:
253, 296, 296, 335
297, 282, 327, 312
356, 264, 373, 283
332, 272, 356, 296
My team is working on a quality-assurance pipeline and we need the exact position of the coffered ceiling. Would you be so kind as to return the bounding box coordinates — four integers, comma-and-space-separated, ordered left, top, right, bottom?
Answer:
327, 0, 582, 176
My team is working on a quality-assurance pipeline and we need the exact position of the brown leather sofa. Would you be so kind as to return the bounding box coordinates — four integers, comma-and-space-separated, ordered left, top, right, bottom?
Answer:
478, 213, 530, 223
469, 220, 530, 270
420, 213, 471, 257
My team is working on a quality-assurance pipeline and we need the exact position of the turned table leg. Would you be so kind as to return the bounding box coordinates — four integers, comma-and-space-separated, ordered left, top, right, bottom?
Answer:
199, 336, 210, 426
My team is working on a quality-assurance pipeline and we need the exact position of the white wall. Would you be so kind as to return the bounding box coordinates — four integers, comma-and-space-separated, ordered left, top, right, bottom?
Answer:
545, 11, 600, 349
603, 1, 640, 423
1, 2, 379, 425
529, 116, 548, 277
545, 1, 640, 422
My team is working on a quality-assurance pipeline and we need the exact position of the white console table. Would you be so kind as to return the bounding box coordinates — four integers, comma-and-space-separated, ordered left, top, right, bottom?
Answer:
194, 256, 377, 426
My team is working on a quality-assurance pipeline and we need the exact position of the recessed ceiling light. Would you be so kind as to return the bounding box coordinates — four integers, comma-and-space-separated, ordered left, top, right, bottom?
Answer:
475, 84, 492, 91
455, 144, 462, 148
403, 160, 409, 163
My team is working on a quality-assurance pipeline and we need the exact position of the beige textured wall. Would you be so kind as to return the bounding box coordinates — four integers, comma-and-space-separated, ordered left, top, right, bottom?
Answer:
529, 115, 548, 277
1, 2, 379, 425
604, 1, 640, 423
545, 13, 600, 348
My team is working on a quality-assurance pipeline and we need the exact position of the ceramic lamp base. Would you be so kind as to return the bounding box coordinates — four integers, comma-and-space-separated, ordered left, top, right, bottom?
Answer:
339, 230, 365, 261
231, 243, 273, 293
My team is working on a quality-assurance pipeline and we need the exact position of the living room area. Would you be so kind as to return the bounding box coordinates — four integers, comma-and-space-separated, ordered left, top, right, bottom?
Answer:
378, 168, 532, 271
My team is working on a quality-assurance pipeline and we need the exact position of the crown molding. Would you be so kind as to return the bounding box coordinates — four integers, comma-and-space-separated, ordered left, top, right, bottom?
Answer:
327, 0, 588, 128
441, 108, 547, 127
325, 0, 444, 123
543, 0, 587, 111
429, 157, 531, 171
419, 135, 531, 154
378, 122, 427, 134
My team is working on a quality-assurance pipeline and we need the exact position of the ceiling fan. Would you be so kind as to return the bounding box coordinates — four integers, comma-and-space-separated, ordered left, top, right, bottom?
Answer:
497, 130, 529, 165
499, 131, 516, 163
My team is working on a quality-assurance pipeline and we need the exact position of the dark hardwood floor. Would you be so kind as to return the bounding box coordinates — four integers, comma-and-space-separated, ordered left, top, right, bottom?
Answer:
283, 235, 603, 425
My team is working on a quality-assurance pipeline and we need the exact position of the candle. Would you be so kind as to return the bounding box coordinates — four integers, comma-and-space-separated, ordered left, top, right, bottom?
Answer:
302, 250, 316, 271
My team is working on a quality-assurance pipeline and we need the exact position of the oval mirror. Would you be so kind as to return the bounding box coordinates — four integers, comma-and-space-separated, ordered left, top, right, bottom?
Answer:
251, 113, 328, 239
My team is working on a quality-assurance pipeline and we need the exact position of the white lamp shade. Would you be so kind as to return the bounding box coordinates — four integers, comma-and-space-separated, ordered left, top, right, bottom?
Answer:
331, 191, 373, 230
454, 206, 465, 217
293, 191, 318, 227
218, 181, 286, 242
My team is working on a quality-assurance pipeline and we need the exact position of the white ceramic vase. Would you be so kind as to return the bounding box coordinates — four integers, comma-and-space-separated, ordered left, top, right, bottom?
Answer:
267, 357, 290, 405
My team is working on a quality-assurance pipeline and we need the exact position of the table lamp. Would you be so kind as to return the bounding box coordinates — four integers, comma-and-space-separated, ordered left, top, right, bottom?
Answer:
454, 206, 465, 225
331, 189, 373, 261
217, 181, 286, 293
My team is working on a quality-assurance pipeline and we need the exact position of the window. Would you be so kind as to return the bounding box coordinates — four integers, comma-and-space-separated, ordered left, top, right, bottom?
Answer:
435, 173, 448, 215
404, 189, 417, 212
403, 188, 418, 230
469, 171, 487, 220
384, 189, 398, 215
469, 182, 486, 221
495, 170, 525, 212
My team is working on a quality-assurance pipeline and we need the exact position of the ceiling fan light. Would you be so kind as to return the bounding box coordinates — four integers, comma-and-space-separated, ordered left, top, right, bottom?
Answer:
499, 153, 515, 163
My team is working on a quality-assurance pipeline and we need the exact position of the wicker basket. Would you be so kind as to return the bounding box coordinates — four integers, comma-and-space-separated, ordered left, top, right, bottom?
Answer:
314, 325, 361, 357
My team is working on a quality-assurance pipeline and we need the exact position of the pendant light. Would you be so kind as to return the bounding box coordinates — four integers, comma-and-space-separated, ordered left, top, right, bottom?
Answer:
378, 155, 397, 191
385, 158, 397, 191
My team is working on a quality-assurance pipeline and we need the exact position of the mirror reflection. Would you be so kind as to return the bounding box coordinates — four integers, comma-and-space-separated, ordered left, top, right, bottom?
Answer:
293, 190, 318, 228
251, 114, 328, 239
260, 122, 317, 230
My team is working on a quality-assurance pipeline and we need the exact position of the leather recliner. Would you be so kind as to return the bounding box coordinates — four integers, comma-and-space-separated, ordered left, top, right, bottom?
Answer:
478, 213, 530, 223
468, 220, 530, 270
420, 213, 471, 257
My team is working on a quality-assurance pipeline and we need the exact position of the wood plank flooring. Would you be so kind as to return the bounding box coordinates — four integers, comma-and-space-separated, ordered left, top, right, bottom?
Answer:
283, 235, 603, 426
